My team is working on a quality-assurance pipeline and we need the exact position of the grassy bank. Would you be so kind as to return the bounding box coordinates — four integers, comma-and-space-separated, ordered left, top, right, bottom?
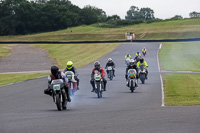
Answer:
0, 44, 10, 58
0, 18, 199, 42
0, 43, 119, 86
0, 73, 48, 86
159, 41, 200, 71
35, 43, 120, 69
163, 74, 200, 106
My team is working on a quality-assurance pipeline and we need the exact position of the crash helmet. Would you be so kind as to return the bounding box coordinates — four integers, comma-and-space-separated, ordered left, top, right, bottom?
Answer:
136, 52, 141, 56
108, 58, 112, 62
66, 61, 73, 69
129, 59, 135, 66
94, 61, 100, 69
127, 54, 131, 58
51, 65, 59, 77
140, 58, 144, 63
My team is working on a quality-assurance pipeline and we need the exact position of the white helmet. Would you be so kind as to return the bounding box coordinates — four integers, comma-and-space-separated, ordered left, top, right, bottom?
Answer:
129, 59, 134, 66
108, 58, 112, 62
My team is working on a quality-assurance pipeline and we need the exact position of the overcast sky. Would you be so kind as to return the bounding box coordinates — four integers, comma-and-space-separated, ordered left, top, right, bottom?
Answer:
70, 0, 200, 19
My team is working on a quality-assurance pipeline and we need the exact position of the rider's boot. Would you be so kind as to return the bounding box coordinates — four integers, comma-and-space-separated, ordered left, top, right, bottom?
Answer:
44, 88, 52, 96
66, 91, 71, 102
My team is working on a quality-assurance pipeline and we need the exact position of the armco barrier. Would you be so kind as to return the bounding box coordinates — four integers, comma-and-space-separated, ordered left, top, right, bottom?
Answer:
0, 38, 200, 44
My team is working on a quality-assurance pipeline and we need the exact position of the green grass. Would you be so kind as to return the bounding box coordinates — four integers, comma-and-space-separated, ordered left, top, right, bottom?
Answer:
163, 74, 200, 106
34, 43, 120, 69
0, 18, 200, 42
159, 41, 200, 71
0, 43, 119, 86
0, 73, 48, 86
0, 44, 10, 58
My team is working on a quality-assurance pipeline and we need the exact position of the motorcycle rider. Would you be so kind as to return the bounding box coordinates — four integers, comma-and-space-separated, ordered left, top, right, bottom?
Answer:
134, 52, 141, 63
44, 65, 71, 102
125, 59, 139, 87
64, 61, 80, 90
137, 58, 148, 79
142, 47, 147, 53
125, 54, 131, 66
125, 54, 131, 59
91, 61, 107, 92
105, 58, 116, 77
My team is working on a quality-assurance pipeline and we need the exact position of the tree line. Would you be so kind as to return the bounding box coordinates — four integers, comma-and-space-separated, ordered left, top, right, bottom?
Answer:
0, 0, 199, 35
0, 0, 107, 35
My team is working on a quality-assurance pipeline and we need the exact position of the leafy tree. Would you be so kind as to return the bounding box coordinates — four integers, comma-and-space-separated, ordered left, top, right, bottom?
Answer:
170, 15, 183, 20
107, 15, 121, 21
125, 6, 155, 20
189, 11, 200, 18
140, 8, 155, 20
125, 6, 141, 20
80, 7, 98, 25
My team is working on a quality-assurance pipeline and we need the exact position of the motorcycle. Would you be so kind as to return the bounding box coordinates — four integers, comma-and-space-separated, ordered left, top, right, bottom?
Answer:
50, 79, 67, 111
127, 69, 137, 93
107, 66, 114, 80
142, 50, 146, 56
139, 65, 146, 84
93, 70, 104, 98
65, 71, 77, 96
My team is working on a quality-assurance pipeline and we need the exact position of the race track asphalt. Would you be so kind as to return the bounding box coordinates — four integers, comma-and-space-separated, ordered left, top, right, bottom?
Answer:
0, 43, 200, 133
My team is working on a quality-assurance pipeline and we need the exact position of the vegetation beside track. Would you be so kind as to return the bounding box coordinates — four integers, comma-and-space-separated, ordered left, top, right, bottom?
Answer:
163, 74, 200, 106
34, 43, 120, 69
0, 18, 199, 42
0, 73, 48, 86
159, 41, 200, 71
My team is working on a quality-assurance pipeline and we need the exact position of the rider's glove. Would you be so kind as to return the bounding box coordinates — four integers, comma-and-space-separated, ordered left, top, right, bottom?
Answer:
125, 75, 128, 79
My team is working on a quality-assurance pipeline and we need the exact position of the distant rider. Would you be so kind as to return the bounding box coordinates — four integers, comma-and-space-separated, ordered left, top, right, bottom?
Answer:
105, 58, 116, 77
90, 61, 107, 92
134, 52, 141, 63
64, 61, 80, 90
125, 59, 139, 87
125, 54, 131, 66
142, 47, 147, 56
142, 47, 147, 53
137, 58, 148, 79
44, 65, 71, 102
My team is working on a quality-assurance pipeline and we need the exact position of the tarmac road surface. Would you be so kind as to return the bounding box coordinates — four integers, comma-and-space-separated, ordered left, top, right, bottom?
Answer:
0, 43, 200, 133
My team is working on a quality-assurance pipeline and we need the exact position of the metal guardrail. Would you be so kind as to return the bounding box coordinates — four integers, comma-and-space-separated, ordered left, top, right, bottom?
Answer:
0, 38, 200, 44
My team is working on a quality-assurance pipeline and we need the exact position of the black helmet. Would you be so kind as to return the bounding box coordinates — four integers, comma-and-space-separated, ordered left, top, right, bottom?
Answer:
127, 54, 131, 58
51, 65, 59, 77
140, 58, 144, 63
94, 61, 100, 69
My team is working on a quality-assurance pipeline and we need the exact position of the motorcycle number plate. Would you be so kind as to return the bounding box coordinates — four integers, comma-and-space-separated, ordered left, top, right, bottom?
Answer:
129, 73, 135, 77
107, 67, 112, 70
95, 76, 101, 80
67, 75, 72, 79
53, 84, 60, 90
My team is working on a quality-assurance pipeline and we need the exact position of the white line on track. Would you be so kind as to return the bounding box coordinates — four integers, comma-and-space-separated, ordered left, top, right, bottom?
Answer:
157, 43, 165, 106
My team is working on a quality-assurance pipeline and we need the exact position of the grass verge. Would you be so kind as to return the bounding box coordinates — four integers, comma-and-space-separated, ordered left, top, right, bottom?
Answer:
0, 44, 10, 58
159, 41, 200, 71
163, 74, 200, 106
0, 73, 48, 86
0, 18, 199, 42
34, 43, 120, 69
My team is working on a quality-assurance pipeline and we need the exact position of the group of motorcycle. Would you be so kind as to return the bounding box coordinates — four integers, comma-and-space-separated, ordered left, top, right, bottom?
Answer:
125, 50, 148, 93
49, 50, 147, 110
